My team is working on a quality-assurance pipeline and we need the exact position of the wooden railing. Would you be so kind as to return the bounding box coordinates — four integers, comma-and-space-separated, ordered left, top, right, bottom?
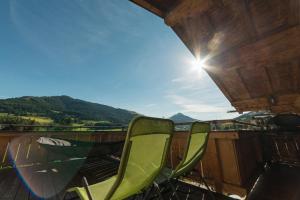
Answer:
0, 131, 126, 168
0, 119, 261, 132
0, 124, 127, 132
265, 133, 300, 166
0, 129, 264, 197
170, 131, 263, 197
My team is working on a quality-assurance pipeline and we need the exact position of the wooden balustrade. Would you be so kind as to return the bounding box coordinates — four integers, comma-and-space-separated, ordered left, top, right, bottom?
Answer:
266, 133, 300, 166
0, 130, 263, 197
169, 131, 263, 197
0, 131, 126, 168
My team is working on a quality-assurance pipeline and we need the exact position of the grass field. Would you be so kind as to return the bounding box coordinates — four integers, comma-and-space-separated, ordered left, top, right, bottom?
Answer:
0, 113, 124, 132
20, 116, 53, 124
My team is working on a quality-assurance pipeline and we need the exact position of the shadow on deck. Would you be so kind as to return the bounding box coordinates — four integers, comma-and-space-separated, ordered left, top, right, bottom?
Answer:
1, 157, 300, 200
0, 156, 233, 200
0, 157, 118, 200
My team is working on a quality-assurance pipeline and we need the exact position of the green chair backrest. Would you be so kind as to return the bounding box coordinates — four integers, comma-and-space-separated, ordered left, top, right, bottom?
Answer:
172, 122, 210, 178
106, 116, 174, 200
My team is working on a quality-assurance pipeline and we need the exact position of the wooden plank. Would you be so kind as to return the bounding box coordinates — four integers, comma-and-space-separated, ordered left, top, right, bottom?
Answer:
238, 66, 273, 98
0, 138, 10, 168
164, 0, 218, 26
210, 131, 239, 139
201, 138, 223, 192
232, 94, 300, 113
205, 70, 234, 102
217, 139, 241, 185
248, 0, 292, 36
0, 169, 12, 195
130, 0, 165, 17
210, 25, 300, 69
0, 169, 20, 199
266, 63, 295, 95
236, 137, 261, 186
291, 59, 300, 92
209, 69, 251, 102
14, 181, 30, 200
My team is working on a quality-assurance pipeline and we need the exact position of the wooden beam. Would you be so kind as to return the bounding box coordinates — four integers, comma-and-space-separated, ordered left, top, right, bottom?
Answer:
164, 0, 220, 27
232, 97, 269, 110
289, 0, 300, 25
232, 94, 300, 113
205, 70, 234, 102
292, 59, 300, 92
130, 0, 164, 18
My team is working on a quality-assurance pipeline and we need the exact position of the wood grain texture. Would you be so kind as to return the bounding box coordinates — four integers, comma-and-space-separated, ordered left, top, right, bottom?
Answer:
170, 131, 263, 197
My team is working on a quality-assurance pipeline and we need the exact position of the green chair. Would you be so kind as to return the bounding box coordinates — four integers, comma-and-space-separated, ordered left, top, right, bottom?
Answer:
152, 121, 214, 200
66, 116, 174, 200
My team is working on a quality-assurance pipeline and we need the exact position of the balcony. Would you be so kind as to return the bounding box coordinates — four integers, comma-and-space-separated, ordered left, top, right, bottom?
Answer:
0, 121, 300, 200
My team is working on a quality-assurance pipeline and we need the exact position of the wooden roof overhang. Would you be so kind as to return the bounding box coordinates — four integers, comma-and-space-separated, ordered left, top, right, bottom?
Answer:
130, 0, 300, 114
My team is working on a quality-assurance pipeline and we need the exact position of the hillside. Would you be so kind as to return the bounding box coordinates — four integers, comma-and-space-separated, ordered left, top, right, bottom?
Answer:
0, 96, 137, 124
169, 113, 197, 123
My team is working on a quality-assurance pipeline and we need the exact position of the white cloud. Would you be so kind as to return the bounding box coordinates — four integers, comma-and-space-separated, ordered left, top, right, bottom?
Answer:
145, 104, 156, 108
166, 94, 228, 113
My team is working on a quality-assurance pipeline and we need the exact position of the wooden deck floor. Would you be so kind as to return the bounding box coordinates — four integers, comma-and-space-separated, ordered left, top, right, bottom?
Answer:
1, 158, 300, 200
0, 157, 119, 200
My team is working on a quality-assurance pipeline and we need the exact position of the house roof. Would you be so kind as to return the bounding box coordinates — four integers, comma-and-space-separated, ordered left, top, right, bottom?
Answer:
131, 0, 300, 113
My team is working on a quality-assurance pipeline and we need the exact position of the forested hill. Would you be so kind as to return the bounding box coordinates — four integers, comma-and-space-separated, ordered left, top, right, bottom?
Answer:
0, 96, 137, 124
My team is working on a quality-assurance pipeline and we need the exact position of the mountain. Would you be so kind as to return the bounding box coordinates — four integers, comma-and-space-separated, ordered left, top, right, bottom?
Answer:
169, 113, 197, 123
0, 96, 137, 124
234, 111, 270, 122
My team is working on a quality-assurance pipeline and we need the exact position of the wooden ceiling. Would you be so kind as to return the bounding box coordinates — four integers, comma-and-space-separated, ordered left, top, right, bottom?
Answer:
131, 0, 300, 114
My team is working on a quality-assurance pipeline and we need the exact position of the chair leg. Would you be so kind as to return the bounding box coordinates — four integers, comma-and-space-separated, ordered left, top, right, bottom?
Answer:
198, 176, 215, 200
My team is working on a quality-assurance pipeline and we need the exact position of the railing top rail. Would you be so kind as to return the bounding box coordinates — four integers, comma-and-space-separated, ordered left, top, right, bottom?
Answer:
174, 119, 260, 127
0, 124, 127, 128
0, 118, 260, 132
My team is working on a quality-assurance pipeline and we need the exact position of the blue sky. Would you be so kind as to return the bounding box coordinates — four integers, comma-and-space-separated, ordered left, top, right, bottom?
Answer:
0, 0, 238, 120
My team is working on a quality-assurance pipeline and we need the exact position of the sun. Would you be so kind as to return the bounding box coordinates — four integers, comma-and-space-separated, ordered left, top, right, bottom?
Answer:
190, 57, 208, 69
187, 57, 208, 79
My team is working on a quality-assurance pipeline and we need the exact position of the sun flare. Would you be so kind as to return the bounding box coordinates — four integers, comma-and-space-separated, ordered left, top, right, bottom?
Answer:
187, 57, 208, 80
191, 57, 208, 69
